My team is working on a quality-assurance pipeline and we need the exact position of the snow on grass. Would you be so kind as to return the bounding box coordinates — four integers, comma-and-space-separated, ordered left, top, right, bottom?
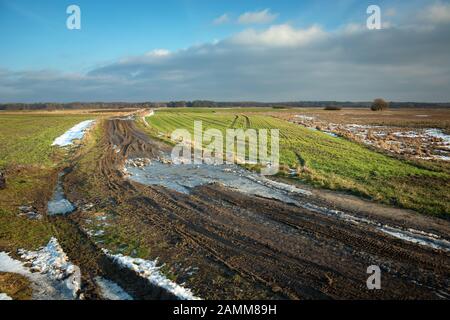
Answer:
0, 238, 81, 299
294, 115, 315, 121
0, 293, 13, 300
424, 128, 450, 145
52, 120, 95, 147
18, 237, 81, 298
0, 252, 29, 275
103, 250, 201, 300
95, 277, 133, 300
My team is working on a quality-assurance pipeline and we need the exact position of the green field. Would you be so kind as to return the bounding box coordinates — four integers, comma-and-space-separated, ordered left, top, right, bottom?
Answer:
0, 114, 94, 168
144, 108, 450, 216
0, 113, 95, 251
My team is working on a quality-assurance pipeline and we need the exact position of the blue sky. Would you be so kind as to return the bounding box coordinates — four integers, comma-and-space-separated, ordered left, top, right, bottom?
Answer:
0, 0, 421, 71
0, 0, 449, 102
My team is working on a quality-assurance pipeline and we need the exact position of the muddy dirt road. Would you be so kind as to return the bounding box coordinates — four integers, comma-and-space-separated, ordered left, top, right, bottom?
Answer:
62, 117, 450, 300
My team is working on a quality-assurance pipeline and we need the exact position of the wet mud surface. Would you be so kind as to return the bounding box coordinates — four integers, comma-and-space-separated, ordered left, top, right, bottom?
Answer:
61, 118, 450, 300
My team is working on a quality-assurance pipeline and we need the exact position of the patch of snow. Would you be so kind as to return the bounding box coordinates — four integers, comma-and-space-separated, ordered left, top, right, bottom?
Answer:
48, 199, 75, 216
52, 120, 95, 147
379, 227, 450, 251
95, 277, 133, 300
0, 238, 81, 300
104, 250, 200, 300
323, 131, 339, 137
436, 155, 450, 161
85, 229, 105, 237
47, 173, 75, 216
112, 145, 121, 153
346, 124, 384, 129
246, 175, 312, 196
295, 115, 315, 121
19, 238, 81, 298
392, 131, 422, 138
126, 158, 152, 168
0, 252, 30, 275
0, 293, 12, 300
424, 128, 450, 145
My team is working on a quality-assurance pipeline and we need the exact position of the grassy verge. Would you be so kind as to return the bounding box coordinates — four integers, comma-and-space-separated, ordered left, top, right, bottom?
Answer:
143, 108, 450, 217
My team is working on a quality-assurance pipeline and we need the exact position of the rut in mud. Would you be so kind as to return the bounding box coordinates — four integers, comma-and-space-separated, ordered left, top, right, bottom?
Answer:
62, 118, 450, 300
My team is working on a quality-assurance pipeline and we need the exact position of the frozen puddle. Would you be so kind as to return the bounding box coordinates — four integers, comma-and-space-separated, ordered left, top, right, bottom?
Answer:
126, 161, 311, 205
52, 120, 95, 147
0, 238, 81, 300
47, 172, 75, 215
95, 277, 133, 300
104, 250, 200, 300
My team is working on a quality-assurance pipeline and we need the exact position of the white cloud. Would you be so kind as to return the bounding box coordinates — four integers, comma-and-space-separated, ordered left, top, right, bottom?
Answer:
146, 49, 171, 57
230, 24, 325, 47
422, 2, 450, 23
213, 13, 230, 25
340, 23, 366, 34
237, 8, 278, 24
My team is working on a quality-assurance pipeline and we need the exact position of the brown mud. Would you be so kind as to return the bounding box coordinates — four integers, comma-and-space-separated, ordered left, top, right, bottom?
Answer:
59, 117, 450, 300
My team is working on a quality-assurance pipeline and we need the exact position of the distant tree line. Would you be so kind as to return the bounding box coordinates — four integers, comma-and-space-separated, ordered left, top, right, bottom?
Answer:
1, 100, 449, 111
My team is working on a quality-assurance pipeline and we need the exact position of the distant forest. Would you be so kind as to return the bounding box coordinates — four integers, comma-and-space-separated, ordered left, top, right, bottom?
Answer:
1, 100, 449, 110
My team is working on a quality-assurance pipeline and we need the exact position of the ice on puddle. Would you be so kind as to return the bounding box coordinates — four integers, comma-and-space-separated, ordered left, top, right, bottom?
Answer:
125, 161, 311, 204
48, 199, 75, 215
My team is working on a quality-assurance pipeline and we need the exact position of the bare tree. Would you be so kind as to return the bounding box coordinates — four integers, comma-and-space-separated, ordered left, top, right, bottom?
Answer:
371, 98, 389, 111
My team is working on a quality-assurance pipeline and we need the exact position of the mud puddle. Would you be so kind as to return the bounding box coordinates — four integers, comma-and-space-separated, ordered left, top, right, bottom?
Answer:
126, 160, 450, 253
125, 160, 310, 205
